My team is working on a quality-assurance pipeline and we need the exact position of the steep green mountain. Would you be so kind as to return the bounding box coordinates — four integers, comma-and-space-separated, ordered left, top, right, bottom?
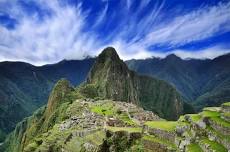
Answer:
126, 53, 230, 110
2, 79, 229, 151
1, 47, 195, 152
0, 62, 53, 142
1, 50, 229, 143
0, 59, 94, 141
82, 47, 193, 119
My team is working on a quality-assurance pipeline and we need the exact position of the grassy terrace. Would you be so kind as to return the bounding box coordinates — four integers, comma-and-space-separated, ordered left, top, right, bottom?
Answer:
202, 110, 220, 117
90, 101, 117, 116
223, 112, 230, 117
106, 126, 142, 133
119, 113, 136, 126
145, 121, 177, 132
84, 130, 106, 145
188, 114, 202, 122
143, 135, 177, 150
206, 126, 230, 142
200, 138, 227, 152
201, 109, 230, 128
186, 143, 202, 152
210, 116, 230, 128
203, 107, 220, 112
222, 102, 230, 106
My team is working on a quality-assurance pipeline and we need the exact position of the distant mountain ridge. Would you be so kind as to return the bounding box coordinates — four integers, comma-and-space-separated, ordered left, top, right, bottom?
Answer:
126, 52, 230, 110
2, 48, 229, 152
2, 47, 193, 152
0, 58, 95, 141
0, 50, 229, 142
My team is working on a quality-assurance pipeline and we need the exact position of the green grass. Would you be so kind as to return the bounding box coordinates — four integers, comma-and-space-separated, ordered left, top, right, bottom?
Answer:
201, 110, 220, 117
201, 109, 230, 128
177, 115, 190, 126
106, 127, 142, 133
210, 116, 230, 128
143, 135, 176, 150
145, 121, 177, 132
200, 138, 227, 152
84, 130, 106, 145
64, 136, 84, 152
223, 112, 230, 117
178, 115, 185, 121
90, 101, 116, 116
222, 102, 230, 106
186, 143, 202, 152
119, 114, 136, 126
188, 114, 202, 122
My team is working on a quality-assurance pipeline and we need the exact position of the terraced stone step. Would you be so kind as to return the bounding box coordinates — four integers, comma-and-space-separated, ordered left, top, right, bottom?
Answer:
206, 126, 230, 150
199, 138, 228, 152
221, 102, 230, 113
145, 121, 177, 143
142, 135, 177, 152
208, 117, 230, 135
221, 112, 230, 122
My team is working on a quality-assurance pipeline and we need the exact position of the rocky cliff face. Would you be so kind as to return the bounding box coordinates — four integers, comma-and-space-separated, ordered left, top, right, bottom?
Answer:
85, 47, 193, 119
87, 47, 139, 103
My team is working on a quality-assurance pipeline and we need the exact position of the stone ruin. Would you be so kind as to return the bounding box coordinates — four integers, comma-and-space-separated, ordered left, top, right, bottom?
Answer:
60, 109, 104, 131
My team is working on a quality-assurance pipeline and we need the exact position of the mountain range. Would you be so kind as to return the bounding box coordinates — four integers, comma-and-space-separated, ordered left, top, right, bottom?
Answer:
1, 47, 229, 152
126, 53, 230, 110
0, 49, 230, 143
0, 59, 94, 141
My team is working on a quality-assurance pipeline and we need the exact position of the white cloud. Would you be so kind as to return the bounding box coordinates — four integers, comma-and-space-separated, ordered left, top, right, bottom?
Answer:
0, 0, 103, 65
171, 46, 230, 59
0, 0, 229, 65
92, 1, 109, 28
143, 2, 230, 46
103, 40, 230, 60
126, 0, 131, 10
103, 1, 230, 61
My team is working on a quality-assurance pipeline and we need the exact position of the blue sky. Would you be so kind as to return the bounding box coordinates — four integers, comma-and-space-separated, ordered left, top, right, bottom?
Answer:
0, 0, 230, 65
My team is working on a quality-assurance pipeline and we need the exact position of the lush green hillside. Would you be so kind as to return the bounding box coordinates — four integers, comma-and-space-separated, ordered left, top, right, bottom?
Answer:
0, 59, 94, 141
126, 53, 230, 110
2, 78, 229, 151
0, 62, 53, 142
1, 49, 229, 142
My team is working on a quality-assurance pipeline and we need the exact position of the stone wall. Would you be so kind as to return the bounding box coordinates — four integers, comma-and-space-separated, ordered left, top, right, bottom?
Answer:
221, 114, 230, 122
102, 130, 142, 152
209, 119, 230, 135
221, 105, 230, 113
142, 139, 168, 152
147, 128, 176, 143
216, 136, 230, 150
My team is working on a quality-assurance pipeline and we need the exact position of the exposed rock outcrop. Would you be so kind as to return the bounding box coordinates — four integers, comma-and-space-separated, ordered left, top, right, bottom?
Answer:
85, 47, 193, 120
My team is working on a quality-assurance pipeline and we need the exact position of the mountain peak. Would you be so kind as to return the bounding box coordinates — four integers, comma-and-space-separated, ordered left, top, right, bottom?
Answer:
83, 47, 192, 119
45, 79, 73, 116
98, 47, 120, 62
87, 47, 128, 84
165, 53, 180, 59
86, 47, 134, 101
